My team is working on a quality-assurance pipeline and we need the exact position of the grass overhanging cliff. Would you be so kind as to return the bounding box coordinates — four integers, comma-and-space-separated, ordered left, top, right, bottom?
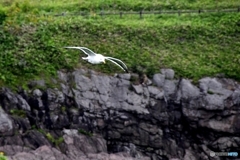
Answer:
0, 0, 240, 88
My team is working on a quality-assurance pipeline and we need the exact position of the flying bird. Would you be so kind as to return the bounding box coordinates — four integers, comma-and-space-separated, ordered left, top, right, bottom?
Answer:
64, 46, 128, 72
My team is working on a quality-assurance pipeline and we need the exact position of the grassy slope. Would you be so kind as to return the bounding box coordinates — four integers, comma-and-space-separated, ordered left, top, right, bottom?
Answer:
0, 0, 240, 88
2, 0, 240, 11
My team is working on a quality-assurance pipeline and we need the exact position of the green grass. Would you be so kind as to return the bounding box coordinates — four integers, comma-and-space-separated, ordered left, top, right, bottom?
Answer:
0, 0, 240, 88
1, 0, 240, 12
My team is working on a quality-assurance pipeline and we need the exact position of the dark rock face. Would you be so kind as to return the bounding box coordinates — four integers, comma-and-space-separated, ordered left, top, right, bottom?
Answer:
0, 108, 13, 135
0, 68, 239, 160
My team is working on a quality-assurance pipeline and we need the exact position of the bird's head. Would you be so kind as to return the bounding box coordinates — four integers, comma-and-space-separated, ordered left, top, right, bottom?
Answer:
99, 55, 106, 64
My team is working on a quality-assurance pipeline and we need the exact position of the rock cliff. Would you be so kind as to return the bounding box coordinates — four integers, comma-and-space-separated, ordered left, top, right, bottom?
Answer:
0, 68, 239, 160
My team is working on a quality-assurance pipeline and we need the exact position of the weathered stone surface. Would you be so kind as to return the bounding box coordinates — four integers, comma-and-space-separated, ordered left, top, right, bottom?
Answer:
16, 95, 31, 111
199, 77, 233, 98
131, 84, 143, 95
148, 86, 164, 100
22, 130, 52, 148
199, 115, 235, 133
183, 149, 197, 160
92, 75, 110, 95
7, 130, 150, 160
163, 80, 177, 97
7, 145, 69, 160
118, 73, 131, 80
212, 137, 240, 151
74, 74, 93, 91
65, 129, 107, 151
176, 79, 200, 101
28, 80, 45, 89
199, 77, 222, 93
232, 89, 240, 105
152, 73, 165, 88
57, 70, 68, 83
0, 69, 239, 160
160, 69, 175, 80
32, 89, 42, 98
0, 145, 31, 156
0, 107, 13, 134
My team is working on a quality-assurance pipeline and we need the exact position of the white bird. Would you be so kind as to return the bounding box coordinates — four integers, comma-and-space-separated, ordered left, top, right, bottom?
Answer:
64, 46, 128, 72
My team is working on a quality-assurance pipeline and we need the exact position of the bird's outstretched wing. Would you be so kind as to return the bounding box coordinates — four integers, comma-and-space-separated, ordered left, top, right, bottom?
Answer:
105, 57, 128, 70
105, 57, 128, 72
64, 47, 96, 56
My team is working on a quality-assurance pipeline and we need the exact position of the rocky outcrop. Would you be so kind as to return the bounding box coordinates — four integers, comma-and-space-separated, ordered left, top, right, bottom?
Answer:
4, 129, 149, 160
0, 68, 239, 160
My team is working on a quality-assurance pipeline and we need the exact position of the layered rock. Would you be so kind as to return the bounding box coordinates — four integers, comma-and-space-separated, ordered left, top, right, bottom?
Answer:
0, 68, 239, 160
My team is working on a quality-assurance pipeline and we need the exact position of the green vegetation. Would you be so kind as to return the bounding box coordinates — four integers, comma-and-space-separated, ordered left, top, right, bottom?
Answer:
45, 132, 64, 146
0, 155, 7, 160
0, 0, 240, 88
61, 106, 66, 112
78, 129, 93, 137
1, 0, 240, 12
0, 151, 6, 160
10, 109, 26, 117
207, 90, 214, 94
38, 129, 64, 146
